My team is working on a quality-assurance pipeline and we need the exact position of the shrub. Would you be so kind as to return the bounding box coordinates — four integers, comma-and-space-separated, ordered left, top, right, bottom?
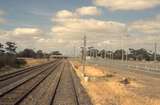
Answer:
15, 59, 27, 67
0, 54, 26, 69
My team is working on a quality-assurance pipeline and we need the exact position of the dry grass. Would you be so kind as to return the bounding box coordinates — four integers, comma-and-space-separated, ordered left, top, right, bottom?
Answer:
74, 61, 106, 77
24, 58, 48, 66
79, 66, 106, 77
71, 61, 160, 105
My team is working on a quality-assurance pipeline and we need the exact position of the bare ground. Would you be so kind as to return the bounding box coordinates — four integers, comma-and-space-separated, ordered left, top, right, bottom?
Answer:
71, 60, 160, 105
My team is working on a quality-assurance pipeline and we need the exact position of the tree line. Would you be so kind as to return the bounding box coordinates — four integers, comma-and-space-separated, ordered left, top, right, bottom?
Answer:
0, 42, 24, 68
0, 42, 62, 69
87, 47, 160, 61
18, 49, 62, 58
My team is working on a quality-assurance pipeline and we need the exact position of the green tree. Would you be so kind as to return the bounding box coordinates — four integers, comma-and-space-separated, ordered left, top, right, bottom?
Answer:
36, 50, 44, 58
99, 49, 106, 58
0, 43, 4, 53
51, 51, 62, 55
129, 48, 152, 61
114, 49, 126, 60
0, 43, 3, 48
91, 48, 99, 58
18, 49, 36, 58
88, 47, 94, 56
5, 42, 17, 54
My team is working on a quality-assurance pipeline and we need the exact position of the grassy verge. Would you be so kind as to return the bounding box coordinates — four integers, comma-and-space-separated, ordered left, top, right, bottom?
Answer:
71, 60, 160, 105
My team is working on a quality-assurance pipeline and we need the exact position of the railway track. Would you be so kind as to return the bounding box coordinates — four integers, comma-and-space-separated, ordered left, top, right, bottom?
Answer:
0, 59, 61, 105
0, 60, 92, 105
0, 60, 56, 81
0, 60, 58, 90
51, 61, 79, 105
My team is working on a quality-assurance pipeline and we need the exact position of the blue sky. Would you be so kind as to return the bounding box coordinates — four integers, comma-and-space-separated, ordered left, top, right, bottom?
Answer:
0, 0, 160, 53
0, 0, 91, 30
1, 0, 160, 30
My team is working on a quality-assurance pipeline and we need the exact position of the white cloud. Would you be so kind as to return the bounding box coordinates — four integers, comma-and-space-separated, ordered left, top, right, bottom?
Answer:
49, 9, 130, 54
76, 6, 101, 16
130, 15, 160, 34
13, 28, 41, 36
93, 0, 160, 11
52, 18, 125, 40
52, 9, 125, 41
0, 28, 74, 53
1, 7, 159, 54
126, 15, 160, 51
55, 10, 76, 18
51, 9, 160, 52
0, 27, 47, 51
54, 6, 101, 19
49, 8, 131, 53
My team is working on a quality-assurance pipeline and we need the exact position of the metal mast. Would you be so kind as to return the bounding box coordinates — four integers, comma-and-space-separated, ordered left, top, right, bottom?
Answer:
82, 35, 87, 77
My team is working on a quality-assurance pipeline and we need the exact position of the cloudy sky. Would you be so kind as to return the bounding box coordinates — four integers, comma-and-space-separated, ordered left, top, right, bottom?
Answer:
0, 0, 160, 55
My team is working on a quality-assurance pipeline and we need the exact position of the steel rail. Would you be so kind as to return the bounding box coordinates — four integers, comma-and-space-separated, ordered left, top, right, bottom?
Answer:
0, 60, 62, 105
0, 60, 56, 81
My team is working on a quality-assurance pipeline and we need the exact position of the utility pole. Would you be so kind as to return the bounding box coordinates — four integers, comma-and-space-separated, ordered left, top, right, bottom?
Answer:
104, 41, 108, 60
105, 50, 107, 60
80, 47, 83, 63
101, 50, 103, 59
88, 47, 93, 59
82, 35, 87, 77
125, 35, 129, 62
96, 50, 97, 58
110, 51, 112, 60
94, 49, 97, 59
125, 25, 129, 62
121, 36, 124, 62
126, 49, 128, 61
73, 45, 76, 58
90, 48, 91, 58
154, 41, 157, 62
